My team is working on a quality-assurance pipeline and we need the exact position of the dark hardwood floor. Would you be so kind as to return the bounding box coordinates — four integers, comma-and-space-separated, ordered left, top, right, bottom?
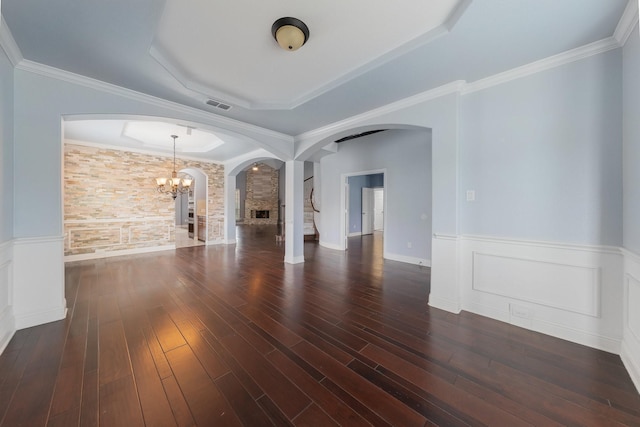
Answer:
0, 225, 638, 426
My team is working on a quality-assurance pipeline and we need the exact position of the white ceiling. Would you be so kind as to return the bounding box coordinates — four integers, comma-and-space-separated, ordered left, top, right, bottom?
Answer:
0, 0, 632, 162
151, 0, 462, 109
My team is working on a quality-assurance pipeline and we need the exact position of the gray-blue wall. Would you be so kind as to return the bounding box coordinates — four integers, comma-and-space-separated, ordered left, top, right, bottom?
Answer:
0, 46, 13, 242
321, 129, 432, 261
460, 49, 623, 246
623, 24, 640, 254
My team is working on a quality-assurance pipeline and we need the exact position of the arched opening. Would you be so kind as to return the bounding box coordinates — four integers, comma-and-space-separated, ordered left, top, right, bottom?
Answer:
310, 127, 432, 266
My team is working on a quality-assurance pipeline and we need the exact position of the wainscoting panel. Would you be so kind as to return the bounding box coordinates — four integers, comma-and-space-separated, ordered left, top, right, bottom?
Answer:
13, 236, 66, 329
428, 234, 461, 313
0, 241, 15, 353
64, 217, 174, 259
472, 252, 600, 317
460, 235, 623, 353
623, 250, 640, 393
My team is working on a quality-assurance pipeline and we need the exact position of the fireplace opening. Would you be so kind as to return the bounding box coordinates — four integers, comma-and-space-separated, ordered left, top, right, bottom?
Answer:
254, 210, 269, 219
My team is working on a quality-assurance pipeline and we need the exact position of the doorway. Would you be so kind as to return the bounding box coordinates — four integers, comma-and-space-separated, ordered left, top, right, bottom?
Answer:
345, 171, 385, 252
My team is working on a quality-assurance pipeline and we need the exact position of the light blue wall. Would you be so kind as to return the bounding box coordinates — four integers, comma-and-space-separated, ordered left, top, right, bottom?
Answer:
0, 46, 13, 242
460, 50, 623, 246
321, 129, 432, 261
11, 69, 283, 238
623, 24, 640, 254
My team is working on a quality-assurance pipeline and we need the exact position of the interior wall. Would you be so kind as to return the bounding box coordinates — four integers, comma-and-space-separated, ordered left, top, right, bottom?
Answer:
0, 38, 15, 352
64, 143, 224, 259
0, 42, 13, 242
456, 48, 625, 354
459, 49, 623, 247
622, 22, 640, 392
321, 129, 432, 264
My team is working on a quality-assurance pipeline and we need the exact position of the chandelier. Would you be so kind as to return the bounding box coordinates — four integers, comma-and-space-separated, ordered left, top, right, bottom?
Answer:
156, 135, 192, 200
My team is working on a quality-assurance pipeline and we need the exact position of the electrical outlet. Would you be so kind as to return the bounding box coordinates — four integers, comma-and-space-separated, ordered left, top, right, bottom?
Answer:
407, 242, 412, 248
510, 304, 531, 319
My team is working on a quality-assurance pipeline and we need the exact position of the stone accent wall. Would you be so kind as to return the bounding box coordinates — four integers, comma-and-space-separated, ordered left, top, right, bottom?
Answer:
244, 165, 278, 225
64, 143, 224, 257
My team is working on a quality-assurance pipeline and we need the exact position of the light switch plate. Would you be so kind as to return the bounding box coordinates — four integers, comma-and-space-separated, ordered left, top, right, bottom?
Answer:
466, 190, 475, 201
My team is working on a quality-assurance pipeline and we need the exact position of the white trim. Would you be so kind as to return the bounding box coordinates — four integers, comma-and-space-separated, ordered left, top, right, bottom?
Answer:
622, 248, 640, 393
12, 236, 66, 330
459, 234, 624, 354
0, 305, 15, 355
14, 60, 293, 143
623, 247, 640, 264
64, 244, 175, 262
432, 233, 458, 241
461, 234, 622, 255
0, 241, 14, 355
296, 81, 466, 143
284, 255, 305, 265
0, 16, 23, 66
614, 0, 639, 46
13, 235, 65, 246
428, 295, 462, 314
348, 232, 363, 237
64, 216, 172, 224
384, 252, 431, 267
621, 339, 640, 394
462, 37, 621, 95
319, 240, 344, 251
15, 305, 67, 331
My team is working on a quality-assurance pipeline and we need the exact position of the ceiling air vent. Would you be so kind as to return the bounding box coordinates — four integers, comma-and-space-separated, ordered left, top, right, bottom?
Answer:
206, 99, 232, 111
335, 129, 387, 143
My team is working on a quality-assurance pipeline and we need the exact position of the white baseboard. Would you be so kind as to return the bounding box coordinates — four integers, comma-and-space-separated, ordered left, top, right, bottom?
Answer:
284, 255, 305, 264
64, 244, 175, 262
15, 304, 67, 330
621, 339, 640, 394
384, 252, 430, 267
348, 231, 362, 237
13, 236, 67, 330
0, 241, 15, 354
428, 294, 461, 314
319, 240, 344, 251
622, 248, 640, 393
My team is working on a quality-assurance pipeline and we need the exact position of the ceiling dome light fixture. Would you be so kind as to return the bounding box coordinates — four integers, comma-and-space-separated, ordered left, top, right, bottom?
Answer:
272, 17, 309, 51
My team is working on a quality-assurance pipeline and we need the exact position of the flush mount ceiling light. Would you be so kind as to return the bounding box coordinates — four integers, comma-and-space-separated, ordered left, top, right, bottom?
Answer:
271, 17, 309, 51
156, 135, 192, 200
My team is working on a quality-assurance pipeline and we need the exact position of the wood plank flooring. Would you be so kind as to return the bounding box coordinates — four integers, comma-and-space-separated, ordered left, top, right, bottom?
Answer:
0, 225, 638, 426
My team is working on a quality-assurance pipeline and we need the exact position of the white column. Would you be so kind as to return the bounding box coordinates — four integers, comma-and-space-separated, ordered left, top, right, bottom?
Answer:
284, 160, 304, 264
223, 171, 237, 244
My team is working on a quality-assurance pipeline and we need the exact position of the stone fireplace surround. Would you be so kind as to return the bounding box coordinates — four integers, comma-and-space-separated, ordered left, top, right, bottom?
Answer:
244, 165, 278, 225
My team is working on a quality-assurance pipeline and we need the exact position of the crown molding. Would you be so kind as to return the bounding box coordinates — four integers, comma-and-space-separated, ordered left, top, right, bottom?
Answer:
0, 16, 23, 66
14, 60, 293, 144
614, 0, 639, 46
296, 80, 466, 142
462, 37, 621, 95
